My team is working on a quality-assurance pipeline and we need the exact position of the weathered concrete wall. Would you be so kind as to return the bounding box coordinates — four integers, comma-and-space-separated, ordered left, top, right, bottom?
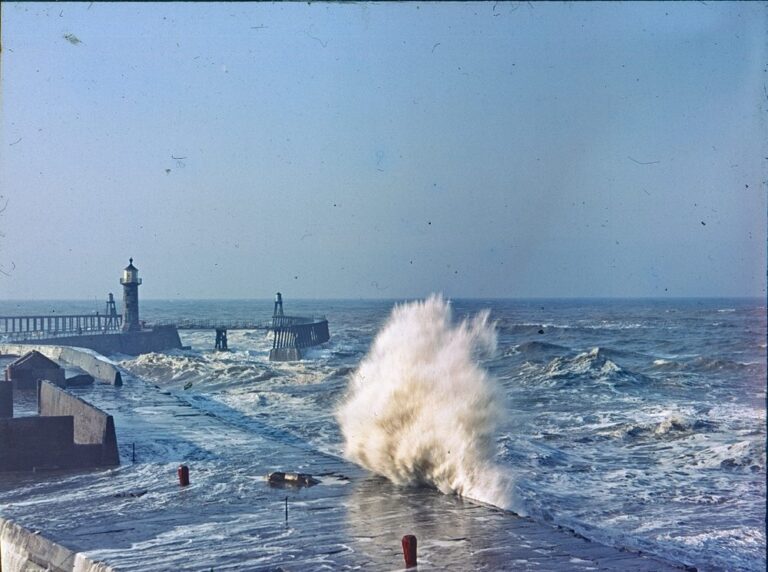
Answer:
58, 348, 122, 387
0, 416, 77, 470
39, 382, 119, 466
0, 517, 113, 572
7, 368, 65, 391
0, 381, 11, 418
0, 346, 122, 386
0, 382, 119, 471
269, 347, 302, 361
65, 374, 94, 387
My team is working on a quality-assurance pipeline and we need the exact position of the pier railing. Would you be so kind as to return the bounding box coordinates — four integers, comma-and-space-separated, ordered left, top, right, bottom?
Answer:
0, 312, 330, 353
149, 316, 330, 352
270, 320, 330, 349
270, 315, 326, 328
149, 319, 272, 331
148, 316, 327, 331
0, 314, 123, 341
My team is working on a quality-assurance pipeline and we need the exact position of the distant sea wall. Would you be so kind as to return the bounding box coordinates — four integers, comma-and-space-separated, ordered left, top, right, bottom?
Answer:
30, 326, 183, 357
0, 345, 123, 386
0, 517, 113, 572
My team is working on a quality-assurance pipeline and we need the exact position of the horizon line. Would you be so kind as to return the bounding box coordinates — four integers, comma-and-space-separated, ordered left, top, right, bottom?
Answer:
1, 295, 765, 303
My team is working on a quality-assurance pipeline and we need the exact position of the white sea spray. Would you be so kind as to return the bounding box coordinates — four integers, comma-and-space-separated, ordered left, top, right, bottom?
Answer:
336, 294, 518, 511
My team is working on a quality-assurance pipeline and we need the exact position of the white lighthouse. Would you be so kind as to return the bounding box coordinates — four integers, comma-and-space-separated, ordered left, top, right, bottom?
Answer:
120, 258, 142, 331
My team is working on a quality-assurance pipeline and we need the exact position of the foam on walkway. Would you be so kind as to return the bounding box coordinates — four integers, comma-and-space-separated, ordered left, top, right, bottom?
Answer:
0, 373, 683, 571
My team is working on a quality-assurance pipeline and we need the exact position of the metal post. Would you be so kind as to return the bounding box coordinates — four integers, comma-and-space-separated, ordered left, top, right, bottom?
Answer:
178, 465, 190, 486
402, 535, 418, 568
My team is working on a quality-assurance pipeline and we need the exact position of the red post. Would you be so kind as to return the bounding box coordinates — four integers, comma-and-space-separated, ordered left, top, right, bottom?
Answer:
178, 464, 190, 486
402, 534, 417, 568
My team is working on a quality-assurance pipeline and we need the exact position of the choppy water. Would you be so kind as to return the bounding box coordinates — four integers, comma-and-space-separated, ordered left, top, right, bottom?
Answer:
2, 297, 765, 571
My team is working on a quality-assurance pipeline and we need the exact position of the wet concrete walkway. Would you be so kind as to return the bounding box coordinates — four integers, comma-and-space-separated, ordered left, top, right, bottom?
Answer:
0, 373, 684, 571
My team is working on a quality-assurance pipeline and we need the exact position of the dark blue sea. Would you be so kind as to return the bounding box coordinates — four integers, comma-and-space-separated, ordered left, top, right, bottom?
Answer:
1, 297, 765, 571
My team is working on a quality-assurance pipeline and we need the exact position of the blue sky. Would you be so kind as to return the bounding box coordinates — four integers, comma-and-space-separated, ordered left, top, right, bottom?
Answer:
1, 2, 765, 299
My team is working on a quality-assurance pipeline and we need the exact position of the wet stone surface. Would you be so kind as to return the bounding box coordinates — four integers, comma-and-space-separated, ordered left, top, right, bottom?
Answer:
0, 375, 683, 571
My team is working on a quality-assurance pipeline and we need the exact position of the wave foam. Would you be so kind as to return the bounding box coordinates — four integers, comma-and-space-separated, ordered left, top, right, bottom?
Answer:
599, 410, 719, 441
543, 347, 644, 385
689, 440, 766, 471
336, 295, 516, 511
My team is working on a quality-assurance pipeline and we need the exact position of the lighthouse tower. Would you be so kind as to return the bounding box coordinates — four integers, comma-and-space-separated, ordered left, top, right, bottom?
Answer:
120, 258, 142, 331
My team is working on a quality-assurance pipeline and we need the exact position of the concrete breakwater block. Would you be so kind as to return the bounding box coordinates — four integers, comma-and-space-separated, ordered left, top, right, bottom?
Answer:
0, 345, 123, 387
66, 374, 95, 387
0, 381, 120, 472
58, 348, 122, 387
269, 347, 302, 361
0, 517, 113, 572
0, 381, 11, 418
4, 350, 65, 390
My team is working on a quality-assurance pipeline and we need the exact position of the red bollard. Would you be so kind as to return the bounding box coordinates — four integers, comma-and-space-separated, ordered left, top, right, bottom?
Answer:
402, 534, 417, 568
177, 464, 190, 487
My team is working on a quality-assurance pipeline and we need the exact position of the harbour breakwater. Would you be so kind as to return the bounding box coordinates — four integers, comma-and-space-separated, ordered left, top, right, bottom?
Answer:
19, 326, 183, 358
0, 362, 682, 571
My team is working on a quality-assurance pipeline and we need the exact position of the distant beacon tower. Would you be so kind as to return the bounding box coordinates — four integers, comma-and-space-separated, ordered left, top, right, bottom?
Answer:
105, 292, 118, 331
120, 258, 142, 331
274, 292, 284, 317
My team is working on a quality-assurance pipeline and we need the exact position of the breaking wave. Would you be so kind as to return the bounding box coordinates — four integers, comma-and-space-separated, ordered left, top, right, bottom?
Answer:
542, 347, 646, 385
651, 356, 752, 373
336, 295, 517, 511
688, 357, 748, 372
121, 350, 273, 388
688, 440, 766, 472
600, 414, 719, 441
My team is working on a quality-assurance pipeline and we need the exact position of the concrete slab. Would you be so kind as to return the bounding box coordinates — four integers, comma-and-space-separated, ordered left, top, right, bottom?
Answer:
0, 345, 122, 386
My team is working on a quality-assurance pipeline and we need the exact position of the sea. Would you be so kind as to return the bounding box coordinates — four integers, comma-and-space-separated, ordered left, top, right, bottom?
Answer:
0, 296, 765, 571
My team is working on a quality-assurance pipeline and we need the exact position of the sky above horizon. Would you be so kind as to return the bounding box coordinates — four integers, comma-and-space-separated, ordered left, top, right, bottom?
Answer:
1, 2, 766, 300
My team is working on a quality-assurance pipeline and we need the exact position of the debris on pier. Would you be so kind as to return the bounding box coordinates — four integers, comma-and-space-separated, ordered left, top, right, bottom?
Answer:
267, 471, 320, 487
